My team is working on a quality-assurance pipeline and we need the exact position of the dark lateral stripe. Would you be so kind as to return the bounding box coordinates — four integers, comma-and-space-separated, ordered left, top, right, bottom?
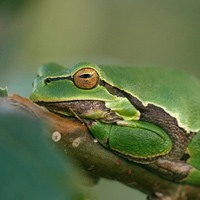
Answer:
44, 76, 72, 85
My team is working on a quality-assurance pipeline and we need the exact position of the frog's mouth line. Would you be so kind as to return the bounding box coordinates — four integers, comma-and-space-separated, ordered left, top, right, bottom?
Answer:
36, 100, 123, 123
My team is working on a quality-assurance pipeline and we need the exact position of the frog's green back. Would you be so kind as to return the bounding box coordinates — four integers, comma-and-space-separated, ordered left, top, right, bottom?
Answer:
99, 65, 200, 132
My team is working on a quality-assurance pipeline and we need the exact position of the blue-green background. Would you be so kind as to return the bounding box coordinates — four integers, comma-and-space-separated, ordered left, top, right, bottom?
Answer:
1, 1, 200, 199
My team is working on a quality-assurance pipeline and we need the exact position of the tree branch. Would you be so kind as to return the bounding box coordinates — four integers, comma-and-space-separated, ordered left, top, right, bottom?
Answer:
1, 94, 200, 200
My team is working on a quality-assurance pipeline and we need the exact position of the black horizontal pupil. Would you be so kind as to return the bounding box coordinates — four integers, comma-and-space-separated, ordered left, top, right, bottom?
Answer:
80, 74, 92, 78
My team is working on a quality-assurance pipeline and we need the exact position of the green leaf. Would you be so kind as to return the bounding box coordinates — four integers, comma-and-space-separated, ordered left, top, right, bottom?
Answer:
0, 108, 84, 200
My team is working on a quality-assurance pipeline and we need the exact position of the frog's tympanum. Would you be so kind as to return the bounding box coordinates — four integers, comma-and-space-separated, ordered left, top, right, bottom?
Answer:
30, 62, 200, 186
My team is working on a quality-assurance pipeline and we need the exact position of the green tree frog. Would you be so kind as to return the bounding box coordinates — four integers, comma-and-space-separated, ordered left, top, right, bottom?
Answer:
30, 62, 200, 186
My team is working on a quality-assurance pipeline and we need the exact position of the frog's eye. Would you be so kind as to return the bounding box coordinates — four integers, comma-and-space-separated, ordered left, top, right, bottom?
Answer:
73, 68, 99, 89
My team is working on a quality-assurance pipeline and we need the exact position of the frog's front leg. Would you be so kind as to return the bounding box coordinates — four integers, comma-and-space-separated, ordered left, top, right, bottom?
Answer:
86, 120, 172, 164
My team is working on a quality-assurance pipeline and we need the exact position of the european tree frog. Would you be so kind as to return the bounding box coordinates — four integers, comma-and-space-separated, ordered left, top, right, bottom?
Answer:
30, 62, 200, 186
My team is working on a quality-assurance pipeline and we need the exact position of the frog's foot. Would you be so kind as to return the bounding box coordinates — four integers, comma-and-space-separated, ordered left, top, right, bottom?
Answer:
146, 158, 193, 182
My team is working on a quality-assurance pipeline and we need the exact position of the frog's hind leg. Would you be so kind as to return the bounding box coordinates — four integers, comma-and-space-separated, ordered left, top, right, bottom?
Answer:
146, 158, 193, 183
146, 130, 200, 186
108, 120, 172, 163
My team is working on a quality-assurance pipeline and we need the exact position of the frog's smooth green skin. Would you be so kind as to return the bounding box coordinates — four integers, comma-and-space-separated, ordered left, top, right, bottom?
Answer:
30, 62, 200, 186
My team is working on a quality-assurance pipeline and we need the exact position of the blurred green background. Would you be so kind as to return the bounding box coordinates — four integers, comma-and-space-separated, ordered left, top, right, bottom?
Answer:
1, 1, 200, 199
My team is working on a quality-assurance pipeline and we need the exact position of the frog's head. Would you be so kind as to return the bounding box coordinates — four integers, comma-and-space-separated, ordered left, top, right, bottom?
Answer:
30, 62, 139, 121
30, 62, 115, 103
